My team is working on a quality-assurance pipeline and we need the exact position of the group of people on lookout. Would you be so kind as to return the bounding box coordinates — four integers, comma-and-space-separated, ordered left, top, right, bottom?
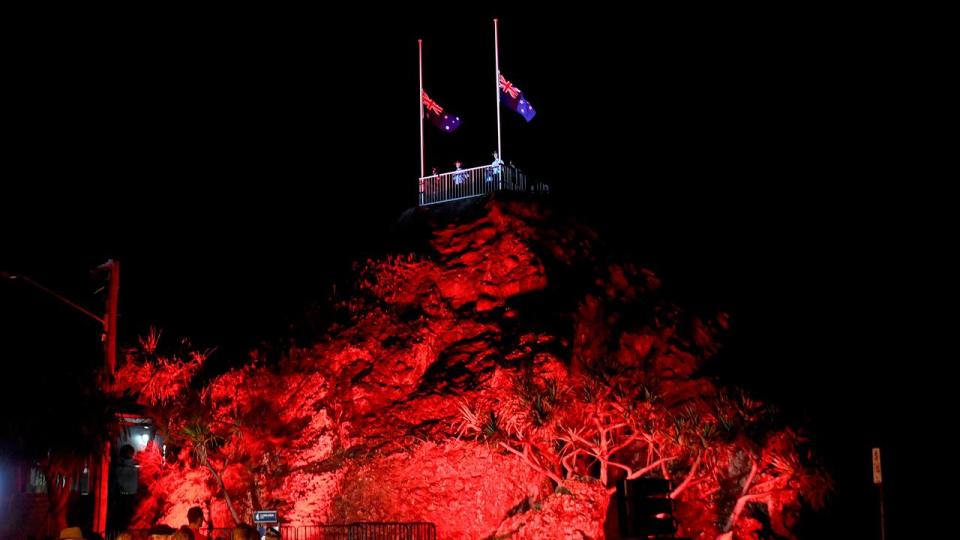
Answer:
430, 151, 515, 185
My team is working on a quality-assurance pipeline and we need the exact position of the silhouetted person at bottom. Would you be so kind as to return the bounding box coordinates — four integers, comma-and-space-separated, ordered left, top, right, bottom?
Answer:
187, 506, 208, 540
59, 527, 85, 540
232, 524, 259, 540
148, 524, 176, 540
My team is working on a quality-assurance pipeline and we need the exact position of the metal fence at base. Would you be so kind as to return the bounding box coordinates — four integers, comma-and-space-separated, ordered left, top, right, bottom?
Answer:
107, 522, 436, 540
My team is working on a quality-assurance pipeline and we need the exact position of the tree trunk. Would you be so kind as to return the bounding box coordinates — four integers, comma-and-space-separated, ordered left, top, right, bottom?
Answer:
599, 429, 609, 486
670, 454, 701, 499
202, 454, 240, 525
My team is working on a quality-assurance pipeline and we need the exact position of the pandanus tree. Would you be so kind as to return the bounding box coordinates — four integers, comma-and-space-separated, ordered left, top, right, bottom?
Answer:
113, 329, 246, 525
115, 328, 286, 528
180, 419, 241, 525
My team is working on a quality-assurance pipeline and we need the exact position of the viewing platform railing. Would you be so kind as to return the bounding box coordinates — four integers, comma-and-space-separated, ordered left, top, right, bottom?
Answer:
418, 164, 548, 206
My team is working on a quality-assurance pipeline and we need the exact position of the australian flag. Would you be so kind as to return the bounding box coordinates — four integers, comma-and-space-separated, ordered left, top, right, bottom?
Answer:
422, 90, 461, 132
499, 73, 536, 122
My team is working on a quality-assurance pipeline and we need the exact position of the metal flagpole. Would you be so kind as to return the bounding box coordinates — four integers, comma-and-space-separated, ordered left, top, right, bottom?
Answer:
419, 39, 425, 178
494, 19, 502, 160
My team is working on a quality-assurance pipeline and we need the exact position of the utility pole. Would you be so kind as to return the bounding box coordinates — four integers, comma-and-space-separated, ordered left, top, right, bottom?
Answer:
3, 260, 119, 536
872, 448, 886, 540
102, 260, 120, 379
93, 260, 119, 536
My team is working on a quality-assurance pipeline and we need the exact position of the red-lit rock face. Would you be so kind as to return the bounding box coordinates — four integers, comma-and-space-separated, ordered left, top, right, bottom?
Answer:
116, 196, 828, 539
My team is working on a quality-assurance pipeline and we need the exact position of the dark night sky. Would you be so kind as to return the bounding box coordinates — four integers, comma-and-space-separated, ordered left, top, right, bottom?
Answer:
1, 6, 945, 537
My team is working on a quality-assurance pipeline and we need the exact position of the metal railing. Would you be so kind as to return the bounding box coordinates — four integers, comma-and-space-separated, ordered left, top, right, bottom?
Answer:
107, 522, 436, 540
331, 522, 435, 539
418, 164, 548, 206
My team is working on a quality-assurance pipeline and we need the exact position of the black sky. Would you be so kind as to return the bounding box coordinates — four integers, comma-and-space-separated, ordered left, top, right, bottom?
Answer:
1, 6, 944, 537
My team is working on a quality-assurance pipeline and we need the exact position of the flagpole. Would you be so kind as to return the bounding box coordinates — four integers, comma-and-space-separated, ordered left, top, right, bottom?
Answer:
494, 18, 502, 160
419, 39, 425, 178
